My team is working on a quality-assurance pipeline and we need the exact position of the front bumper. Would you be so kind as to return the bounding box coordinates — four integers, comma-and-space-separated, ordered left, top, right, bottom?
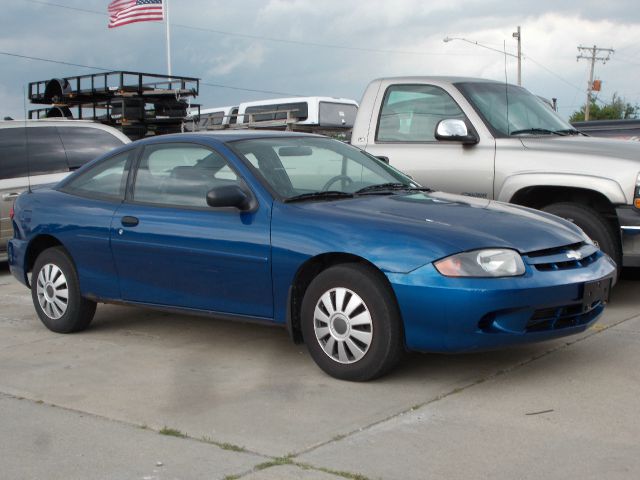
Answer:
387, 252, 617, 353
617, 206, 640, 267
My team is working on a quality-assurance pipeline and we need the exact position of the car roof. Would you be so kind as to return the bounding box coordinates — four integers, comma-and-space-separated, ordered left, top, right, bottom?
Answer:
0, 119, 131, 143
137, 130, 324, 145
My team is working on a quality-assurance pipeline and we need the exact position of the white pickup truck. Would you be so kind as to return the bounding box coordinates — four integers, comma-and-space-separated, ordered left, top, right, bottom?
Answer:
351, 76, 640, 268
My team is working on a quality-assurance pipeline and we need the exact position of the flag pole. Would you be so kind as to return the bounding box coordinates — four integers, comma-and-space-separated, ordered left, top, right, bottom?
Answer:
165, 0, 172, 77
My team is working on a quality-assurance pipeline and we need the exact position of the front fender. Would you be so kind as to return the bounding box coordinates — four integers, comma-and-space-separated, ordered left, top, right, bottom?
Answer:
497, 173, 628, 205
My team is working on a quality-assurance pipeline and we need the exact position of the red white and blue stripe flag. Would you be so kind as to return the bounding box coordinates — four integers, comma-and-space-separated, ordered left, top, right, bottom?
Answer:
108, 0, 164, 28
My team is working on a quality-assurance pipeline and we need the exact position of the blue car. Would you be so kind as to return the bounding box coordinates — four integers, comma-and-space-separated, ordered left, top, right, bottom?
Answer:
8, 132, 616, 381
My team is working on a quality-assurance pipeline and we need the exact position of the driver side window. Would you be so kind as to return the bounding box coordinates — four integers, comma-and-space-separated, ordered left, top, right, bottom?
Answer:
377, 84, 464, 142
133, 144, 239, 207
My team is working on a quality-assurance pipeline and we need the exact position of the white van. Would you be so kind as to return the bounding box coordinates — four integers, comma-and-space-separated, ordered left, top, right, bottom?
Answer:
0, 120, 130, 261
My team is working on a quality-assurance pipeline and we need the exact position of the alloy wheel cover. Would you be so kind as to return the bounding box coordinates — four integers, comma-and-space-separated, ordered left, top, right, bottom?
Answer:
313, 287, 373, 364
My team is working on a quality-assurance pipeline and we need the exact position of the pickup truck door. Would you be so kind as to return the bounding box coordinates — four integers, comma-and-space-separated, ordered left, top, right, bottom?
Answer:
358, 82, 496, 199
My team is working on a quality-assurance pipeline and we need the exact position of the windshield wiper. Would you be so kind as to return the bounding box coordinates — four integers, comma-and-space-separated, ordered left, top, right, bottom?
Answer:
284, 190, 354, 203
554, 128, 583, 136
355, 183, 433, 195
510, 128, 566, 136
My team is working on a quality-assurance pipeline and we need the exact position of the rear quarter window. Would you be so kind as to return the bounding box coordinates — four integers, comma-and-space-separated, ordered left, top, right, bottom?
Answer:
61, 149, 133, 200
57, 126, 125, 169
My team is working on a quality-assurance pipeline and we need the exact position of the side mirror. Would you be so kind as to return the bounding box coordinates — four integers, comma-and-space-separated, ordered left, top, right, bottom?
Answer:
435, 119, 479, 145
206, 185, 252, 211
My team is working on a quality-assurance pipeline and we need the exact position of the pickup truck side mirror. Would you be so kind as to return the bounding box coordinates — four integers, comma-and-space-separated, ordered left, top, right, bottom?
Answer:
435, 119, 479, 145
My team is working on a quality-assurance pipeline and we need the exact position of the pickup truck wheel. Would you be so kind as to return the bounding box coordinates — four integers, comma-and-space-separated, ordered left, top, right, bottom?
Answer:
301, 263, 404, 381
542, 202, 621, 267
31, 247, 97, 333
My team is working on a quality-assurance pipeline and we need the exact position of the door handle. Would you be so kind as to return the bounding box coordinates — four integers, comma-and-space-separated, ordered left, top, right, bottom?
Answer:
2, 192, 20, 201
121, 216, 139, 227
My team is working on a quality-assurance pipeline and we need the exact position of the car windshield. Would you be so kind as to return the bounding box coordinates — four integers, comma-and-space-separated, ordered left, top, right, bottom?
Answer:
456, 82, 575, 137
231, 137, 414, 200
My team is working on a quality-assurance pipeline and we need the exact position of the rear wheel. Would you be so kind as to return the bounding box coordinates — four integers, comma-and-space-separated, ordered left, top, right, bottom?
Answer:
542, 202, 621, 266
301, 263, 404, 381
31, 247, 96, 333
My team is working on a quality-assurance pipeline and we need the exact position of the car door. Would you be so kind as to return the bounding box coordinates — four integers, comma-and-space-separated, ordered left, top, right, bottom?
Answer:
110, 142, 273, 318
363, 82, 496, 199
55, 147, 137, 299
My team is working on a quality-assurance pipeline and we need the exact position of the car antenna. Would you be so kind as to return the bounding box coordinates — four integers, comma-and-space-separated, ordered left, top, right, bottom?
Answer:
23, 84, 32, 193
503, 40, 510, 136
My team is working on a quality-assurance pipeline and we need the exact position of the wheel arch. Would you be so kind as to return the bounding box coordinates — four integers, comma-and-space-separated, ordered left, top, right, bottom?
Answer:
509, 185, 621, 233
24, 234, 65, 287
286, 252, 402, 344
499, 174, 627, 206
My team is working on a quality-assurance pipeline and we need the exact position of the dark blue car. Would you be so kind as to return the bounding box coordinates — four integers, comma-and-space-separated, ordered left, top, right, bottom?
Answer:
8, 132, 616, 380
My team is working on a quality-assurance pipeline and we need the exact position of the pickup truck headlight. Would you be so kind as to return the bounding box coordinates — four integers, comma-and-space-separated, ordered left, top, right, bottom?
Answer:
434, 249, 525, 277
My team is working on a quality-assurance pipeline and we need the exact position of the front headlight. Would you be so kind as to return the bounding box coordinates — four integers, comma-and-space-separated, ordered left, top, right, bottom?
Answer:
434, 249, 526, 277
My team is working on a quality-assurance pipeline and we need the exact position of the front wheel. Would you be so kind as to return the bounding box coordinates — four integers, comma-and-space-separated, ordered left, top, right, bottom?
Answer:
301, 263, 404, 381
542, 203, 621, 267
31, 247, 96, 333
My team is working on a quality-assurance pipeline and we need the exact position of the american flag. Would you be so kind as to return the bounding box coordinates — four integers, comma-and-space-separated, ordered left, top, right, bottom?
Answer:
108, 0, 164, 28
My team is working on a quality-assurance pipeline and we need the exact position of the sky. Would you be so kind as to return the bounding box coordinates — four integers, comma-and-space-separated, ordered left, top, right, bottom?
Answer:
2, 0, 640, 121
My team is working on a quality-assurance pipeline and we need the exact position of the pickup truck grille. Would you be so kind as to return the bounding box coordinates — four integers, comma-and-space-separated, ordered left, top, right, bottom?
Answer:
524, 242, 600, 272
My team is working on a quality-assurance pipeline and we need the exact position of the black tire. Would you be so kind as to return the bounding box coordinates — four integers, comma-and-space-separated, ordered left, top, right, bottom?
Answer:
542, 202, 621, 266
31, 247, 96, 333
301, 263, 404, 381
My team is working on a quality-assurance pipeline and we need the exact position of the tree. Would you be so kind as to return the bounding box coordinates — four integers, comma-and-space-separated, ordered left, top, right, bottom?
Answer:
569, 93, 638, 122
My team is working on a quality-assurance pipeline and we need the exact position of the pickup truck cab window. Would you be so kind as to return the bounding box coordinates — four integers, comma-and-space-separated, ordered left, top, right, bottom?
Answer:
456, 82, 573, 137
376, 85, 465, 142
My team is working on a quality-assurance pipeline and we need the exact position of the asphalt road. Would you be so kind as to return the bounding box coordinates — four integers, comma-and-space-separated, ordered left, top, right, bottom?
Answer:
1, 262, 639, 480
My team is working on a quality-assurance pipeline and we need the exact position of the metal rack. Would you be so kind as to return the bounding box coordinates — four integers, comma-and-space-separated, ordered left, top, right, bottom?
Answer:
28, 71, 200, 139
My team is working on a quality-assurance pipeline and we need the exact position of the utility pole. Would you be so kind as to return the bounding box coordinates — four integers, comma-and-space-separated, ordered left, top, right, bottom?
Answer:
513, 26, 522, 86
577, 45, 614, 121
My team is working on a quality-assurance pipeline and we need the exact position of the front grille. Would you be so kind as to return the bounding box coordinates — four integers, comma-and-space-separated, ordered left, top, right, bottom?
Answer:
526, 303, 602, 332
524, 242, 600, 272
533, 252, 599, 271
526, 242, 584, 258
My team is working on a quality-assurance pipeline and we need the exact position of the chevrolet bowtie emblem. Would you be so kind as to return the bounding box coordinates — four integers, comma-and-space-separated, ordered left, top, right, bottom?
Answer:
566, 250, 582, 260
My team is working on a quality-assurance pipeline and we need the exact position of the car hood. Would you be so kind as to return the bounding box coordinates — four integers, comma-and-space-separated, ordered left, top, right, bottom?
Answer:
519, 135, 640, 162
284, 191, 586, 259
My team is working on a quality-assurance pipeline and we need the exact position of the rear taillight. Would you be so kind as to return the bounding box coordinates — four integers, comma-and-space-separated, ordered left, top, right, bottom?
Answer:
635, 173, 640, 209
9, 205, 15, 220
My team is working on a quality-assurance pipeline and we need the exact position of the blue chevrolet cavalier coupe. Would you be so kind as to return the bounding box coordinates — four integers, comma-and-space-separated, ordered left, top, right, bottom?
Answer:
8, 132, 616, 380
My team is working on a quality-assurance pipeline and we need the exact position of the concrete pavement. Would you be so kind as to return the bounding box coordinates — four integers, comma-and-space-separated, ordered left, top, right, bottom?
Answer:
1, 263, 639, 479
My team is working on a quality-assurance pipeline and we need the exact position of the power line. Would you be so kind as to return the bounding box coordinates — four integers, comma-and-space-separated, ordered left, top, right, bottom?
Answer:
0, 50, 110, 71
27, 0, 106, 16
200, 82, 306, 97
523, 54, 584, 92
24, 0, 487, 57
0, 50, 304, 96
